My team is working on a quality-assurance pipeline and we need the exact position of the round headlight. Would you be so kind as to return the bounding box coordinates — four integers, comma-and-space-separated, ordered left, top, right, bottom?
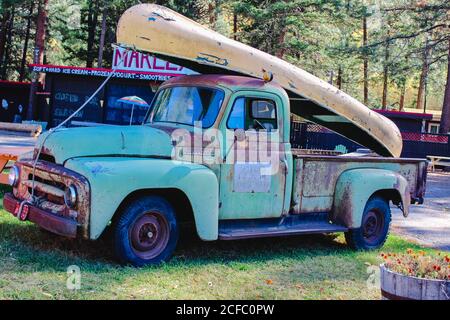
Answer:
8, 166, 19, 187
64, 185, 77, 208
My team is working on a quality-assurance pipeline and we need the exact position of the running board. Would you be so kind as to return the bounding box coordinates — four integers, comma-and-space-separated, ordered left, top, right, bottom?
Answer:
218, 213, 348, 240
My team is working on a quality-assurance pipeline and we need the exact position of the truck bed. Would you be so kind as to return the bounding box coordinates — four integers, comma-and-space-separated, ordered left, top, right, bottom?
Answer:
291, 153, 427, 214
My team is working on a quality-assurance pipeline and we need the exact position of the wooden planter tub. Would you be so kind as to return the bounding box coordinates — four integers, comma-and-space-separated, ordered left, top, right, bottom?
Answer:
380, 264, 450, 300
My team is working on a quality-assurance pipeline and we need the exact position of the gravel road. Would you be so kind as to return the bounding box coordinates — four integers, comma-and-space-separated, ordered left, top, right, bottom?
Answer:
392, 172, 450, 251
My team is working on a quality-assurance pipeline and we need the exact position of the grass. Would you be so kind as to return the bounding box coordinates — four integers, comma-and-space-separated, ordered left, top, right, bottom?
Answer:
0, 185, 437, 300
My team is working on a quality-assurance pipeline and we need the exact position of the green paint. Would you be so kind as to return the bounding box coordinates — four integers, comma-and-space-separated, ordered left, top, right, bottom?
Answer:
40, 125, 175, 164
65, 157, 219, 240
333, 168, 409, 228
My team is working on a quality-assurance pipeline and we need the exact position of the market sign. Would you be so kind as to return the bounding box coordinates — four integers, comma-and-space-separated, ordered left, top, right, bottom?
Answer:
29, 48, 196, 82
112, 47, 196, 76
29, 64, 176, 81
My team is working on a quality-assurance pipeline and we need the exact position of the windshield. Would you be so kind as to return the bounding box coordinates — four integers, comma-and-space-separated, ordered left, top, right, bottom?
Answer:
148, 86, 225, 128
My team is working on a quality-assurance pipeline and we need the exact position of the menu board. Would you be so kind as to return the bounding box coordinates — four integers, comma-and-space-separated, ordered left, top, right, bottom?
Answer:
51, 79, 103, 127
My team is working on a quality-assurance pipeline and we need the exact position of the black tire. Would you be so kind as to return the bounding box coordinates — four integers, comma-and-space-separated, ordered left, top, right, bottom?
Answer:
345, 196, 391, 250
113, 195, 179, 267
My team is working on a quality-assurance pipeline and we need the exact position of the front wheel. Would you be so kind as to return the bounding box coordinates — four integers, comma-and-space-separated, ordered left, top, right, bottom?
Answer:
345, 196, 391, 250
113, 195, 179, 266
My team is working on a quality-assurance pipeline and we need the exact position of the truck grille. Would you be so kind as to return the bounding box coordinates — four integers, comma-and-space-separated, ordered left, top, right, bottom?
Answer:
13, 160, 90, 238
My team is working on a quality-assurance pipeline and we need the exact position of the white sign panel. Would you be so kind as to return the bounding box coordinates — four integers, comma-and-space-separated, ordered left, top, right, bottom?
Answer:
233, 162, 272, 193
112, 47, 196, 76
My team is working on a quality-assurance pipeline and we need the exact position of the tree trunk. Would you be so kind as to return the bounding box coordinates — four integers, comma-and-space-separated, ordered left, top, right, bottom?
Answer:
97, 4, 107, 68
337, 66, 342, 90
0, 2, 11, 70
417, 38, 430, 110
19, 1, 35, 82
1, 5, 14, 79
399, 82, 406, 111
86, 0, 93, 67
27, 0, 48, 120
208, 2, 215, 27
275, 27, 287, 59
34, 0, 47, 66
439, 39, 450, 134
233, 12, 237, 40
382, 39, 390, 110
363, 16, 369, 105
86, 0, 99, 68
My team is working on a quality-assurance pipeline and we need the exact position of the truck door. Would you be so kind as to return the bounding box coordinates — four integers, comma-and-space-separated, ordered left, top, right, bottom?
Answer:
218, 91, 287, 220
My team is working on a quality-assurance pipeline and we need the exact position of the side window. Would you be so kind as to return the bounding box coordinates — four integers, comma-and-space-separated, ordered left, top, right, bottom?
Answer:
227, 97, 245, 129
251, 100, 276, 119
428, 124, 440, 134
227, 97, 278, 131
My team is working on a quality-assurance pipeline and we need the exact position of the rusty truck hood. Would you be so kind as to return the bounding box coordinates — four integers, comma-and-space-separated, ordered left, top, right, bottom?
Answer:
37, 125, 179, 164
116, 4, 403, 157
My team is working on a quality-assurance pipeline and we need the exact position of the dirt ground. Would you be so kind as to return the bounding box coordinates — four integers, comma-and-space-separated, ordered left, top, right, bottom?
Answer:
392, 172, 450, 251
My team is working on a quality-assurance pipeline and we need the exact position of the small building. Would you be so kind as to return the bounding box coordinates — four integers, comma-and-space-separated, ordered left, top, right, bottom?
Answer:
375, 109, 432, 133
375, 108, 448, 158
291, 108, 448, 158
0, 80, 33, 123
375, 108, 442, 134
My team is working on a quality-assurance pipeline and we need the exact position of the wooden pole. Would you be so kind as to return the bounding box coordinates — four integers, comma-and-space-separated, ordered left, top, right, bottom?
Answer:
19, 1, 35, 82
27, 0, 48, 121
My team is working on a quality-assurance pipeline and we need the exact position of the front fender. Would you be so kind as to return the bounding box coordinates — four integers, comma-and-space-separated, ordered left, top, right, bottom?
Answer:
65, 157, 219, 240
333, 168, 410, 229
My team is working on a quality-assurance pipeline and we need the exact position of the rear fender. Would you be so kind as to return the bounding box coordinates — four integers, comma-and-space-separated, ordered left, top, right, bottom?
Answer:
333, 168, 410, 229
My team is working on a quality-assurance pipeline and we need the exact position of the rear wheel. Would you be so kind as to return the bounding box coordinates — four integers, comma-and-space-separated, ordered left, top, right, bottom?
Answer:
113, 195, 179, 266
345, 196, 391, 250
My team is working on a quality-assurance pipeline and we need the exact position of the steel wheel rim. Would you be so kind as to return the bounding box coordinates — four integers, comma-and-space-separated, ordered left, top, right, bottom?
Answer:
129, 211, 170, 260
362, 210, 384, 245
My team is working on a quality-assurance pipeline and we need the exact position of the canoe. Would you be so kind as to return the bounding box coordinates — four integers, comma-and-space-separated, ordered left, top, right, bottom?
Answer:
116, 4, 402, 157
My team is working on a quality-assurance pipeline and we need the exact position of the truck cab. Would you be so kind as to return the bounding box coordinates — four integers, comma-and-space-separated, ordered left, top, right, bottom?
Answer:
3, 74, 427, 266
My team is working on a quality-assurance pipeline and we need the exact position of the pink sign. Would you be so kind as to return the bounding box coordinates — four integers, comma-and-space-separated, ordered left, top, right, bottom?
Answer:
112, 47, 196, 76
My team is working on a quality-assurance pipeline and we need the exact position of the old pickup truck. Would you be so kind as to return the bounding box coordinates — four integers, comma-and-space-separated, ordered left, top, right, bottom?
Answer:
3, 4, 427, 266
3, 73, 427, 266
